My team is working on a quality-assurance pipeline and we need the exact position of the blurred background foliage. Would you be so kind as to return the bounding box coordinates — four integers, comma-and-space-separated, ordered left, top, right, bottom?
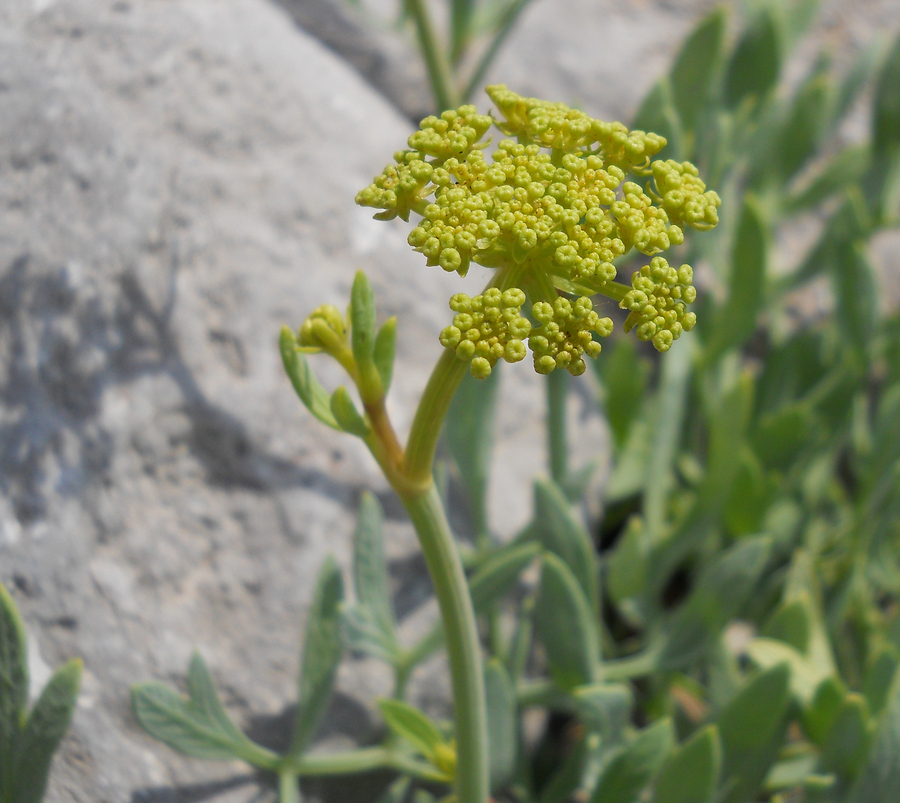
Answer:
429, 0, 900, 800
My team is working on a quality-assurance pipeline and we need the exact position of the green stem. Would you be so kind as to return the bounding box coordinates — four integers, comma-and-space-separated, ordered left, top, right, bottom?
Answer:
405, 349, 469, 485
402, 485, 489, 803
462, 0, 536, 102
405, 0, 458, 111
280, 746, 447, 783
279, 769, 301, 803
547, 369, 568, 485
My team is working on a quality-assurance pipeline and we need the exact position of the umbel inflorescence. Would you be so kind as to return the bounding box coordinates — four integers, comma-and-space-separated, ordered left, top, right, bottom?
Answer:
355, 86, 720, 376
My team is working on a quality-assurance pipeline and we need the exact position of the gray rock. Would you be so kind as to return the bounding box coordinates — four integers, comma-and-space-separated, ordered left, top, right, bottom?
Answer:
3, 0, 898, 800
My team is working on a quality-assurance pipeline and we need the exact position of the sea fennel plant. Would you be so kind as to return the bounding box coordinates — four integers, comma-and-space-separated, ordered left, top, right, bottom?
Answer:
132, 86, 719, 803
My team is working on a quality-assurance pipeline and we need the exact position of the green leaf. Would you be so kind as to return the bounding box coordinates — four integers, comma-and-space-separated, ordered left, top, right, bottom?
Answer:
848, 663, 900, 802
651, 725, 721, 803
291, 556, 344, 756
534, 479, 599, 616
572, 683, 633, 743
777, 72, 831, 181
186, 653, 247, 746
450, 0, 475, 62
785, 144, 870, 214
484, 659, 517, 791
411, 542, 540, 665
819, 693, 872, 779
11, 659, 81, 803
595, 337, 650, 453
280, 327, 341, 431
804, 676, 847, 746
643, 336, 693, 541
872, 29, 900, 170
723, 8, 782, 110
660, 536, 771, 669
632, 78, 683, 160
535, 552, 600, 689
132, 682, 246, 761
469, 541, 541, 612
832, 239, 876, 355
606, 516, 649, 611
350, 271, 377, 366
352, 492, 396, 644
341, 605, 400, 664
669, 7, 727, 136
717, 663, 792, 803
330, 386, 370, 438
538, 735, 588, 803
708, 197, 767, 361
589, 719, 674, 803
745, 638, 831, 705
863, 646, 899, 716
378, 699, 445, 762
445, 367, 500, 538
373, 316, 397, 393
1, 582, 29, 798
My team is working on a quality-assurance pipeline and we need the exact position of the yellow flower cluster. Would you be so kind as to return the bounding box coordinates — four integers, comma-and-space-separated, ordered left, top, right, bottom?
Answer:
649, 160, 721, 231
357, 86, 721, 368
620, 257, 697, 353
439, 288, 532, 378
529, 297, 614, 376
486, 85, 666, 173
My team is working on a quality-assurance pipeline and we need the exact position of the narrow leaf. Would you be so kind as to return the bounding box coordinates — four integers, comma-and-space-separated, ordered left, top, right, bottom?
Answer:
535, 552, 600, 689
469, 541, 541, 612
819, 693, 872, 779
595, 336, 650, 453
709, 197, 767, 361
832, 239, 876, 355
350, 271, 377, 365
291, 556, 344, 756
723, 8, 781, 110
341, 605, 400, 664
669, 7, 727, 135
717, 663, 792, 803
0, 582, 29, 796
378, 699, 445, 761
651, 724, 721, 803
373, 317, 397, 393
330, 386, 370, 438
11, 659, 81, 803
848, 663, 900, 803
534, 479, 599, 616
484, 660, 517, 791
632, 78, 683, 159
280, 327, 341, 430
590, 719, 674, 803
352, 492, 396, 641
660, 536, 771, 669
446, 367, 500, 538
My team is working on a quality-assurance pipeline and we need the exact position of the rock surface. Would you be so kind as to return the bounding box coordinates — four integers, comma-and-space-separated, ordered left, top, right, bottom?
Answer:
1, 0, 898, 801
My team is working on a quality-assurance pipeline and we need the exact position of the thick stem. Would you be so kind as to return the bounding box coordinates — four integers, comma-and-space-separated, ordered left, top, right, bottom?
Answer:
547, 369, 568, 485
402, 484, 489, 803
404, 349, 469, 485
279, 770, 301, 803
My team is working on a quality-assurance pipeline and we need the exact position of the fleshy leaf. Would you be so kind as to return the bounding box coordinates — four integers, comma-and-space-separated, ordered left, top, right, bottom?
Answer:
291, 556, 344, 756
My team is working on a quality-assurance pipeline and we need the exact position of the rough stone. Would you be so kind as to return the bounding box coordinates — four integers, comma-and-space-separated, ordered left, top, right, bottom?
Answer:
2, 0, 898, 801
